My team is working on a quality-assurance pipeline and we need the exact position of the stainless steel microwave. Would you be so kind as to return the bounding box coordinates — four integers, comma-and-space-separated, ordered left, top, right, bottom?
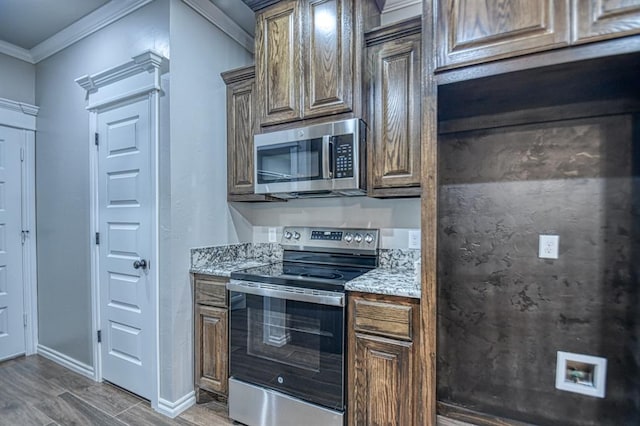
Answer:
254, 118, 366, 198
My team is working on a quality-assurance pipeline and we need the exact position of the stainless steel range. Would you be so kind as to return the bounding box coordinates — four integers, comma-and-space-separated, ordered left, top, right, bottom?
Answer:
227, 227, 379, 426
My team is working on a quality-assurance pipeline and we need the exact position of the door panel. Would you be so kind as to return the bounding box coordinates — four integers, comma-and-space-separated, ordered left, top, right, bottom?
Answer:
0, 126, 25, 361
368, 33, 422, 196
256, 0, 303, 125
437, 0, 570, 69
572, 0, 640, 43
98, 98, 152, 399
303, 0, 353, 118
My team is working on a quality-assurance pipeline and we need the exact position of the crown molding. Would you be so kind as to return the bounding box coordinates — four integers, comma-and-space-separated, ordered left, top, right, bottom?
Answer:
31, 0, 153, 63
75, 50, 168, 93
0, 0, 152, 64
182, 0, 254, 54
0, 39, 34, 63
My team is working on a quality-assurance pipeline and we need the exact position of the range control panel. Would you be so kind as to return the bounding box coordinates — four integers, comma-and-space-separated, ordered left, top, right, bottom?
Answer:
282, 227, 379, 254
311, 230, 343, 241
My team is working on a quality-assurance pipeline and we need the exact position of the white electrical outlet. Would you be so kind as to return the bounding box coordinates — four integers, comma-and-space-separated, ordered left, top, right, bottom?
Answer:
408, 230, 421, 249
539, 234, 559, 259
268, 227, 277, 243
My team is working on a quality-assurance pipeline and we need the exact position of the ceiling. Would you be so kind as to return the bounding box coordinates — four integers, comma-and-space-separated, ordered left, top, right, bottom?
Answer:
0, 0, 110, 50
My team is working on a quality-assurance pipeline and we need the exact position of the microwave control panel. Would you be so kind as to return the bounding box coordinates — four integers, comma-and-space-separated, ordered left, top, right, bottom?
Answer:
333, 135, 354, 179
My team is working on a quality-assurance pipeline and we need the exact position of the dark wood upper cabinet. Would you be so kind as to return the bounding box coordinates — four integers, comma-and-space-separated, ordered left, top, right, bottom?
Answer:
572, 0, 640, 43
366, 18, 422, 197
256, 0, 303, 126
222, 66, 281, 202
255, 0, 379, 127
303, 0, 353, 119
222, 66, 258, 198
227, 72, 256, 196
436, 0, 570, 69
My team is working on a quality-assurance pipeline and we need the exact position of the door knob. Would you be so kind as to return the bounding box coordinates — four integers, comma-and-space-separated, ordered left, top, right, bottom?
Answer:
133, 259, 148, 270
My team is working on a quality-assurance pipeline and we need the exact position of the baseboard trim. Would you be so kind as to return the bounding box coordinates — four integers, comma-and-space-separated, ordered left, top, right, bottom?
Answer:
37, 344, 95, 380
156, 391, 196, 418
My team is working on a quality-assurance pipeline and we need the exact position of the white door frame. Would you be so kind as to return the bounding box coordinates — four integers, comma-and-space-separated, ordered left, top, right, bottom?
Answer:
0, 98, 39, 357
76, 51, 167, 409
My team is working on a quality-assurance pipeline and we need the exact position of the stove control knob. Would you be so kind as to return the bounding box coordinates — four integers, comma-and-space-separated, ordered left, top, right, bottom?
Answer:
344, 233, 353, 243
284, 231, 292, 239
365, 233, 374, 244
354, 233, 363, 243
293, 231, 301, 240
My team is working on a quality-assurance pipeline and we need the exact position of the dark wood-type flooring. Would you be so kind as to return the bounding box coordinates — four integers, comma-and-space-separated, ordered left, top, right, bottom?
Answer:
0, 355, 233, 426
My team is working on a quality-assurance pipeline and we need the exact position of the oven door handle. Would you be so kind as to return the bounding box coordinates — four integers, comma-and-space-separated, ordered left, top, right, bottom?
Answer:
227, 280, 344, 307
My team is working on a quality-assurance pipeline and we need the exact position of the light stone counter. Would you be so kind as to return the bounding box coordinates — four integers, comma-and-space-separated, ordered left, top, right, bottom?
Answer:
190, 259, 269, 277
345, 267, 420, 299
190, 244, 421, 298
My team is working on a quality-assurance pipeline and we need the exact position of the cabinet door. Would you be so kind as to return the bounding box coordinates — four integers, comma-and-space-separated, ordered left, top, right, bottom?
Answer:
572, 0, 640, 43
227, 78, 256, 195
350, 333, 414, 426
195, 305, 228, 397
256, 0, 303, 126
436, 0, 570, 69
368, 33, 421, 197
303, 0, 353, 118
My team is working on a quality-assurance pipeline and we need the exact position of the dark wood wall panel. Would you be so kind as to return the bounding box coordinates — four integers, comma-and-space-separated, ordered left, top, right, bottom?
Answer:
437, 115, 640, 425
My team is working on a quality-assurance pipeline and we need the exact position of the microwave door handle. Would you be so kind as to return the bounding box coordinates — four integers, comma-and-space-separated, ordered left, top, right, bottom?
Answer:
322, 135, 333, 179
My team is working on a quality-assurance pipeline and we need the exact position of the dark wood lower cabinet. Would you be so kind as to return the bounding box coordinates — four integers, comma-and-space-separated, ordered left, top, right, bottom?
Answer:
347, 292, 421, 426
193, 274, 229, 402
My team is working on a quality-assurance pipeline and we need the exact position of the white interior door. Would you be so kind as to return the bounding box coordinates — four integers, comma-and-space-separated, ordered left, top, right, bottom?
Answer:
0, 126, 25, 361
97, 98, 153, 399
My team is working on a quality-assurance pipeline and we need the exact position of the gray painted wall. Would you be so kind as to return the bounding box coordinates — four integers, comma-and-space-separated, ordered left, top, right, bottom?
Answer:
35, 0, 170, 367
0, 53, 35, 104
161, 0, 253, 402
437, 115, 639, 425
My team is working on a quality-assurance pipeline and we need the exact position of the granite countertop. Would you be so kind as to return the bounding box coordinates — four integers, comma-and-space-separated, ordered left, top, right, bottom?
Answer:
345, 267, 420, 299
190, 259, 270, 277
190, 243, 420, 299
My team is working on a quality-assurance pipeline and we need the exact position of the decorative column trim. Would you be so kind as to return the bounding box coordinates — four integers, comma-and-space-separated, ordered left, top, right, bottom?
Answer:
75, 50, 168, 94
0, 97, 39, 130
0, 98, 39, 116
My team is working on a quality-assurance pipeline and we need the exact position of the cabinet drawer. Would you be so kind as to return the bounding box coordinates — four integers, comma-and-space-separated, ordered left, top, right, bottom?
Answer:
194, 276, 228, 307
353, 299, 413, 341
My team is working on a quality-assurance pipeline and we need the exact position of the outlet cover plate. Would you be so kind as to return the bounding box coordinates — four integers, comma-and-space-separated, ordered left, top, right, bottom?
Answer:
268, 227, 277, 243
408, 230, 421, 249
539, 234, 559, 259
556, 351, 606, 398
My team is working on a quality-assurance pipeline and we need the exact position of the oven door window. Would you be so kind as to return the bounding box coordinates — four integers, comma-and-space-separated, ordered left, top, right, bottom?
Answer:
256, 139, 323, 184
229, 291, 344, 411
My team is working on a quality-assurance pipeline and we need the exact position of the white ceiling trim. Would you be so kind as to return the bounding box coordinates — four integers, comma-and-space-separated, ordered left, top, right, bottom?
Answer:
0, 0, 152, 64
182, 0, 255, 54
0, 39, 34, 64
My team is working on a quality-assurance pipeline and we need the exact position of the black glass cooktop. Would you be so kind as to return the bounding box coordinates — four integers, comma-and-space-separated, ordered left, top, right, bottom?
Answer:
230, 262, 373, 292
